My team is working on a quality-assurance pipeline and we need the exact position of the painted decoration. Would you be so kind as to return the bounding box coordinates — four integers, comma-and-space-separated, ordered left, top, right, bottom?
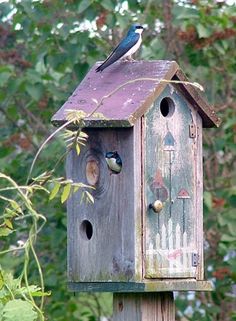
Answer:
144, 85, 198, 278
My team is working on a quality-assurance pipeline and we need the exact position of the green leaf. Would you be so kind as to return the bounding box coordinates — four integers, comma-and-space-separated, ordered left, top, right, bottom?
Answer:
221, 234, 236, 243
4, 219, 13, 229
2, 299, 37, 321
84, 191, 94, 204
76, 143, 80, 155
100, 0, 115, 11
0, 72, 11, 87
229, 195, 236, 208
204, 191, 212, 210
25, 83, 44, 101
78, 0, 93, 14
0, 227, 13, 237
49, 182, 61, 200
61, 184, 71, 203
196, 24, 211, 38
26, 69, 42, 84
18, 285, 51, 297
0, 270, 4, 290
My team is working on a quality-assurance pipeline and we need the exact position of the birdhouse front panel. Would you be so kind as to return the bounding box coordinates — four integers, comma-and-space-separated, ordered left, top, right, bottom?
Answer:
143, 84, 203, 279
66, 126, 143, 283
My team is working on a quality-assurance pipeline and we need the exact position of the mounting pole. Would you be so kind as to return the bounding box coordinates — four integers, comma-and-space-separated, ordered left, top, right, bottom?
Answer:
113, 292, 175, 321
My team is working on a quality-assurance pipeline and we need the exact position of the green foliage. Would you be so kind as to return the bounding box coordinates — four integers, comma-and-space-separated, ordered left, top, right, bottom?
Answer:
2, 300, 37, 321
0, 0, 236, 320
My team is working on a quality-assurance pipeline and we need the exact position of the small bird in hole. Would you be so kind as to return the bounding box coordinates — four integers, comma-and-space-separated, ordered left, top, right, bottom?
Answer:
105, 151, 122, 174
96, 24, 144, 73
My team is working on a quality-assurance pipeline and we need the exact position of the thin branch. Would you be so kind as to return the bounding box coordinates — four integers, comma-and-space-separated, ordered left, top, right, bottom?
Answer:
27, 77, 203, 182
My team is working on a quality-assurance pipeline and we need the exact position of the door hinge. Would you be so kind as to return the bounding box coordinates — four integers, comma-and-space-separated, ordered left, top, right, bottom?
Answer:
192, 253, 199, 267
189, 123, 196, 138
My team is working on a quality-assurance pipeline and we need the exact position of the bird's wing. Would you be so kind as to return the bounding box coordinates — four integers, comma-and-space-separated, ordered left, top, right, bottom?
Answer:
96, 33, 139, 72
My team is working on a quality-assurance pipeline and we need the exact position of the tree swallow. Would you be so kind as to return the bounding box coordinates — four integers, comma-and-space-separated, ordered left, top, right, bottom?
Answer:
105, 151, 122, 174
96, 24, 144, 72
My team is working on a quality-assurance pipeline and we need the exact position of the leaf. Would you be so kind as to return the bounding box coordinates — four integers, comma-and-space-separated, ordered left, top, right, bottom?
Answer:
61, 184, 71, 203
84, 191, 94, 204
73, 185, 80, 193
0, 72, 11, 87
76, 143, 80, 155
25, 83, 44, 101
26, 69, 42, 84
49, 182, 61, 200
204, 191, 212, 210
10, 200, 23, 214
4, 219, 13, 229
0, 270, 4, 290
79, 131, 88, 139
2, 299, 37, 321
221, 234, 236, 243
0, 227, 13, 237
19, 285, 51, 297
100, 0, 115, 11
196, 24, 211, 38
78, 0, 93, 14
229, 195, 236, 208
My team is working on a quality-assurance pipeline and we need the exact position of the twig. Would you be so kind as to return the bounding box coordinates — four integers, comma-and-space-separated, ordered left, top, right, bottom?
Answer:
27, 77, 204, 182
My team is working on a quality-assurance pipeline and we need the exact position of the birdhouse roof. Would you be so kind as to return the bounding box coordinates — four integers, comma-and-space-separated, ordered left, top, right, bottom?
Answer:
52, 60, 221, 128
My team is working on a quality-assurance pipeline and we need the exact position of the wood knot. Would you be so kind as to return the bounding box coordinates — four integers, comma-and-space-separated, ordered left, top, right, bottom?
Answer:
86, 159, 99, 185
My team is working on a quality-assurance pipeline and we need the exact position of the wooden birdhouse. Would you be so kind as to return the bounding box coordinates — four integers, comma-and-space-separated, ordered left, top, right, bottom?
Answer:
52, 60, 220, 293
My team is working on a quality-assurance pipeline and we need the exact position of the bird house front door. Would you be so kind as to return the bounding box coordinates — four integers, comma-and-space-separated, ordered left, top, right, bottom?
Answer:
143, 85, 202, 279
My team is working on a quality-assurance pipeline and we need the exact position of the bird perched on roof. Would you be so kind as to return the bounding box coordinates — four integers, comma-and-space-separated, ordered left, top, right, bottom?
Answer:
96, 24, 144, 73
105, 151, 122, 174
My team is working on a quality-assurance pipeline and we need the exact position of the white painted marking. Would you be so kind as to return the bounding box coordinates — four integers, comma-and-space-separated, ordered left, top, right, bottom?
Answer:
105, 158, 121, 173
122, 34, 142, 58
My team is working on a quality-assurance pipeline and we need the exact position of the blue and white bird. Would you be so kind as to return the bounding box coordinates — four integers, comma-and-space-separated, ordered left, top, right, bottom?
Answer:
96, 24, 144, 72
105, 151, 122, 174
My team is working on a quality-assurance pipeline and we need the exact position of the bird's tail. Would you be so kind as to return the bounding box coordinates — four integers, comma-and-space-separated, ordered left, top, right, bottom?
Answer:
95, 64, 106, 72
95, 65, 103, 72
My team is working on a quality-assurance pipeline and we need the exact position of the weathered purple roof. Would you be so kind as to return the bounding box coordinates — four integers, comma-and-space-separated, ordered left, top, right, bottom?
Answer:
51, 60, 221, 128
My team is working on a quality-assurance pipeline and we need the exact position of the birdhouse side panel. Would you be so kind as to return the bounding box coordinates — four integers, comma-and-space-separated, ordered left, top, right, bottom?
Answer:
195, 113, 204, 280
66, 127, 141, 283
143, 85, 200, 279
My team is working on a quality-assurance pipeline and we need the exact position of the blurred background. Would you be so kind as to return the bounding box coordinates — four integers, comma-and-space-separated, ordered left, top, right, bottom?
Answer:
0, 0, 236, 320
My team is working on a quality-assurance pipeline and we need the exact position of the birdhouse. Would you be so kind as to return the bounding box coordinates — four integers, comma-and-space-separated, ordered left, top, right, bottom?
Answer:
52, 60, 220, 292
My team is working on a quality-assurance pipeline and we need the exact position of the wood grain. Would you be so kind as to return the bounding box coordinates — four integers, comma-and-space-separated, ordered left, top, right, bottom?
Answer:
66, 125, 142, 282
143, 84, 200, 279
113, 292, 175, 321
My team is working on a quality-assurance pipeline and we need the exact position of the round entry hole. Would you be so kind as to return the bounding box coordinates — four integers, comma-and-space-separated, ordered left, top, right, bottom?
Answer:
160, 97, 175, 117
80, 220, 93, 240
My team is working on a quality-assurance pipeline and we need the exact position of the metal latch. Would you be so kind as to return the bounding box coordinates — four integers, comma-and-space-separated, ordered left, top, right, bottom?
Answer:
189, 123, 196, 138
192, 253, 199, 267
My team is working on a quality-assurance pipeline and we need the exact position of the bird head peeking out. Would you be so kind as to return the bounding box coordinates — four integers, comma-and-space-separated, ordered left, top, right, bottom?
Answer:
105, 151, 122, 175
96, 24, 144, 72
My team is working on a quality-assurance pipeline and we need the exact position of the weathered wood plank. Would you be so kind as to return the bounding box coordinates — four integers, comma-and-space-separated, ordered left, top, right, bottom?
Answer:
68, 280, 213, 292
113, 292, 175, 321
143, 84, 199, 278
195, 113, 204, 280
66, 125, 142, 282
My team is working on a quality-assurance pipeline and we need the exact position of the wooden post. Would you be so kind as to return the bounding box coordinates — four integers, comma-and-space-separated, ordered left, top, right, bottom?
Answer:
113, 292, 175, 321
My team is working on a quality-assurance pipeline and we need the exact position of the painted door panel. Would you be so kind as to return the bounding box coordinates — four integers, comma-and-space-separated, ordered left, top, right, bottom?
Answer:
144, 85, 198, 278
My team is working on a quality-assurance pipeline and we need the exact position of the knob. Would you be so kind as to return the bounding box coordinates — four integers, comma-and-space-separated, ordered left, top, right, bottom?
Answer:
149, 200, 163, 213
